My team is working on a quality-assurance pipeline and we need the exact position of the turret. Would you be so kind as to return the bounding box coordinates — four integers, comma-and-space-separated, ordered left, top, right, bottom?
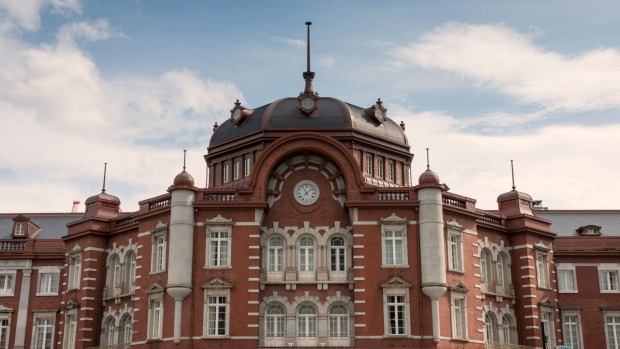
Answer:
166, 163, 197, 344
415, 167, 447, 343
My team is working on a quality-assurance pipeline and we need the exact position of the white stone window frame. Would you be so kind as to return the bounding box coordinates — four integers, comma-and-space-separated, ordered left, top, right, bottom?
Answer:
604, 309, 620, 349
381, 277, 412, 337
204, 216, 234, 269
36, 267, 60, 296
202, 278, 232, 338
598, 263, 620, 293
380, 215, 409, 268
14, 222, 26, 236
540, 305, 555, 348
297, 235, 316, 280
561, 309, 583, 349
0, 271, 16, 297
150, 225, 167, 274
557, 263, 578, 293
107, 253, 122, 288
244, 157, 251, 177
446, 221, 464, 273
535, 246, 551, 289
233, 159, 240, 180
146, 287, 164, 340
0, 307, 13, 349
223, 163, 230, 183
67, 249, 83, 291
63, 310, 78, 349
450, 290, 468, 340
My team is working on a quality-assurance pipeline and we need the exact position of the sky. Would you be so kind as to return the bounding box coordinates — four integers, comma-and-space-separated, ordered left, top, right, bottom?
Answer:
1, 0, 619, 213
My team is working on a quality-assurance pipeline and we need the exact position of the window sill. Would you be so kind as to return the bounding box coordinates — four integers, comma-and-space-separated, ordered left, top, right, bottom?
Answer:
600, 290, 620, 293
448, 268, 465, 274
0, 293, 14, 297
558, 290, 578, 294
36, 293, 59, 297
203, 265, 232, 270
149, 270, 166, 275
381, 265, 410, 269
202, 335, 230, 339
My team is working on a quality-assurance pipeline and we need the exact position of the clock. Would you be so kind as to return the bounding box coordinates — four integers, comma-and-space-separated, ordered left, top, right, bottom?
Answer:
294, 180, 320, 205
375, 107, 385, 122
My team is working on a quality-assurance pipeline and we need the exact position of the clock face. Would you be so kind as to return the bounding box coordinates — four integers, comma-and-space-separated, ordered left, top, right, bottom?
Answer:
294, 180, 320, 205
301, 97, 315, 110
375, 107, 385, 121
232, 108, 242, 122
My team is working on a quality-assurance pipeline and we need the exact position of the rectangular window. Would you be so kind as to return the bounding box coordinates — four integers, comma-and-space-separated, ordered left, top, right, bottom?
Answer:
149, 299, 163, 339
601, 270, 620, 292
68, 255, 81, 290
209, 232, 229, 267
0, 318, 9, 349
384, 231, 404, 266
606, 312, 620, 349
562, 311, 582, 349
244, 157, 251, 177
38, 273, 59, 295
0, 274, 14, 295
377, 159, 384, 178
223, 164, 230, 183
451, 294, 467, 339
558, 269, 577, 292
386, 295, 405, 335
448, 232, 463, 271
64, 314, 77, 349
207, 296, 228, 336
536, 252, 550, 288
365, 156, 373, 176
34, 317, 54, 349
541, 309, 555, 348
151, 234, 166, 273
14, 223, 25, 236
234, 160, 240, 180
388, 162, 395, 182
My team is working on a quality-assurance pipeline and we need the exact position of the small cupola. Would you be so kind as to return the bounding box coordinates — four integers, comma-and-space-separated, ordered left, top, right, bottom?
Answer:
497, 161, 533, 217
84, 163, 120, 219
168, 150, 198, 192
297, 22, 319, 116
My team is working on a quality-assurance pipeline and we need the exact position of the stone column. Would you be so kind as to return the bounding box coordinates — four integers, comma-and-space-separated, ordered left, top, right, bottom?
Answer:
14, 269, 32, 349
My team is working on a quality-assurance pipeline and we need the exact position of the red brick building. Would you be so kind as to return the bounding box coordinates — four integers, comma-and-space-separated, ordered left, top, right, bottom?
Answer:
1, 33, 619, 349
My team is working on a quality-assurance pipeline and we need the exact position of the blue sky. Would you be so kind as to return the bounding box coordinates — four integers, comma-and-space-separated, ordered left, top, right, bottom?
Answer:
1, 0, 619, 212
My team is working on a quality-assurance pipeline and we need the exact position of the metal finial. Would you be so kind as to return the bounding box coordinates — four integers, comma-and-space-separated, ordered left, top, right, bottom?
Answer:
102, 163, 107, 193
183, 150, 187, 172
426, 148, 430, 171
306, 21, 312, 72
511, 160, 516, 191
213, 122, 219, 132
400, 120, 405, 130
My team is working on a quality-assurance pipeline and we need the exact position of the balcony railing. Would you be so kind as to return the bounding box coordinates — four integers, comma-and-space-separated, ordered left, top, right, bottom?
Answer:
102, 284, 134, 299
479, 214, 503, 226
442, 195, 466, 208
0, 241, 26, 251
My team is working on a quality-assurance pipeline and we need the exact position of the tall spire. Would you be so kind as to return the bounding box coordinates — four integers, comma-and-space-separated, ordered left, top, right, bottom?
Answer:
511, 160, 516, 191
426, 148, 430, 171
101, 163, 107, 193
183, 150, 187, 172
303, 21, 315, 93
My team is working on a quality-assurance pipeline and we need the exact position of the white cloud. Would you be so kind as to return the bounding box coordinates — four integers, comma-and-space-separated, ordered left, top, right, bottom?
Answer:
0, 0, 80, 31
390, 23, 620, 113
394, 104, 620, 210
0, 15, 242, 213
56, 18, 126, 44
271, 35, 305, 48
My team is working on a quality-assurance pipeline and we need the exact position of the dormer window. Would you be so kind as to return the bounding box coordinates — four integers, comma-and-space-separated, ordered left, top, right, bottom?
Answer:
576, 225, 602, 236
11, 215, 33, 239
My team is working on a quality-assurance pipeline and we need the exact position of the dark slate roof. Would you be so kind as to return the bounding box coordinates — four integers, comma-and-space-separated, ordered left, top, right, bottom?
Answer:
210, 97, 407, 147
0, 213, 82, 240
535, 210, 620, 237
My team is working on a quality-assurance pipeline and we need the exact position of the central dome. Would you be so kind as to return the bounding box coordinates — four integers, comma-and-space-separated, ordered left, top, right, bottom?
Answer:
209, 96, 408, 147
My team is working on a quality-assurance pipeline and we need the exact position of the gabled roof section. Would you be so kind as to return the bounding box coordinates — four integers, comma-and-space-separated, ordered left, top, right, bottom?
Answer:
0, 213, 81, 240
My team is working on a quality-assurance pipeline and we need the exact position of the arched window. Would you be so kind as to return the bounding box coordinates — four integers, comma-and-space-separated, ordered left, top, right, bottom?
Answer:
103, 317, 116, 346
501, 315, 514, 344
484, 312, 497, 343
329, 304, 349, 337
265, 304, 285, 337
298, 237, 315, 272
109, 255, 121, 287
330, 237, 346, 272
297, 304, 317, 337
119, 314, 132, 345
125, 251, 137, 286
497, 252, 510, 292
480, 249, 493, 284
268, 237, 284, 272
